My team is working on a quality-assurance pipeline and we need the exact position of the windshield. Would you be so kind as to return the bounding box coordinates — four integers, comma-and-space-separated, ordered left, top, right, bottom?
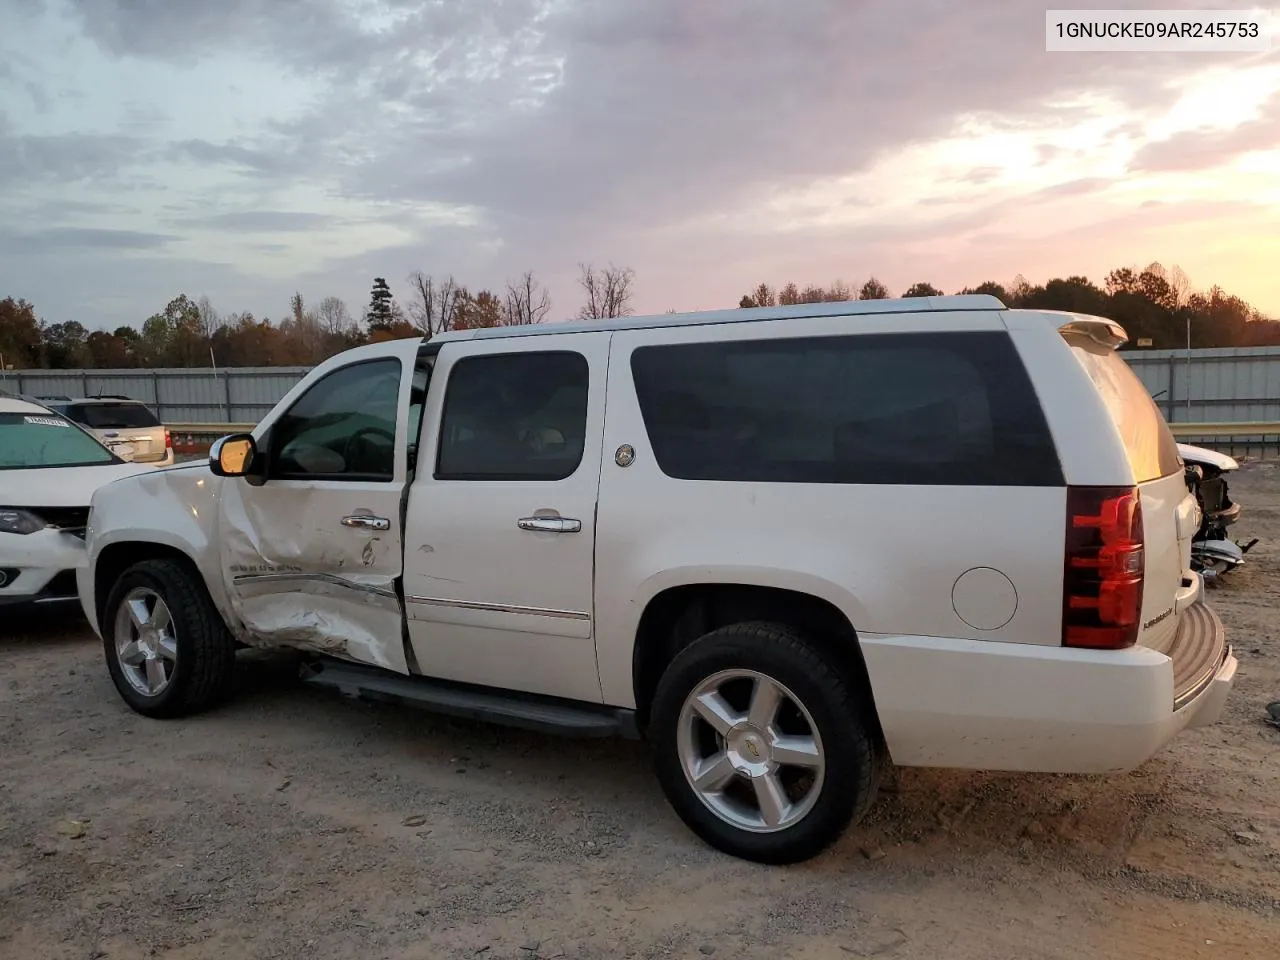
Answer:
66, 402, 161, 429
0, 412, 119, 469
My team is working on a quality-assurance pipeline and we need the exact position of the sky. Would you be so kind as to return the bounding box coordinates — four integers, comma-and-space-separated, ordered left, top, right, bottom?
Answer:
1, 0, 1278, 332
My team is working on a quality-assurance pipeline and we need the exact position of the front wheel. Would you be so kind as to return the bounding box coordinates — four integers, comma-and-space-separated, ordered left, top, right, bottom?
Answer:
103, 558, 237, 718
650, 621, 880, 864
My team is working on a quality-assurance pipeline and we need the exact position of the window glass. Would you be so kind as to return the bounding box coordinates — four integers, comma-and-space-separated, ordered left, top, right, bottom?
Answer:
66, 402, 161, 428
270, 359, 402, 480
1067, 337, 1181, 482
630, 332, 1063, 486
436, 352, 588, 481
0, 412, 117, 469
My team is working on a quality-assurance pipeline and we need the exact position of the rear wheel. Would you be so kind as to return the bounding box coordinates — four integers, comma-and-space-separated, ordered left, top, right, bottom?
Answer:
103, 559, 236, 718
650, 621, 879, 864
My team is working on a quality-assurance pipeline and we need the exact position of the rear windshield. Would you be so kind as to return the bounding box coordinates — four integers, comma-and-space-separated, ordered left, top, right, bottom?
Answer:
1067, 338, 1181, 482
65, 402, 161, 429
0, 412, 118, 469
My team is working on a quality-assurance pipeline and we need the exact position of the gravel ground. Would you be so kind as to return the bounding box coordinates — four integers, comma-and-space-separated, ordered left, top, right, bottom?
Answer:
3, 463, 1279, 960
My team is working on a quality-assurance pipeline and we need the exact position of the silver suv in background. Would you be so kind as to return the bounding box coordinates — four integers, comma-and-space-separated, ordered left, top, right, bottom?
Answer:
41, 397, 173, 467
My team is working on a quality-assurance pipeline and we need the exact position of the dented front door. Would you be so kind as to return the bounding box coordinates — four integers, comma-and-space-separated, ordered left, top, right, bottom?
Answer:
218, 354, 414, 673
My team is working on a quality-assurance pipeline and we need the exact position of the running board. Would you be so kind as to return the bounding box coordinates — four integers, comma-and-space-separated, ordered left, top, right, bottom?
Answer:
300, 659, 639, 739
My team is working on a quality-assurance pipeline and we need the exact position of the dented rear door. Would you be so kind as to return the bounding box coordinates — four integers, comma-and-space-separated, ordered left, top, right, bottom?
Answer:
217, 351, 417, 673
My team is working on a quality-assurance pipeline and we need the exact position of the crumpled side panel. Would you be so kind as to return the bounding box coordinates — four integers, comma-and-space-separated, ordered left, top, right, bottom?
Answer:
218, 477, 408, 674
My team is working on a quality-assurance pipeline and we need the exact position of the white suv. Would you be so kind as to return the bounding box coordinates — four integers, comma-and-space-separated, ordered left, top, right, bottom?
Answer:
78, 294, 1235, 864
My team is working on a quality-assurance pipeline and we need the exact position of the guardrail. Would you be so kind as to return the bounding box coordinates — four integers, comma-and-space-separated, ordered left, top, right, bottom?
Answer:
1167, 422, 1280, 438
168, 422, 256, 456
165, 419, 1280, 456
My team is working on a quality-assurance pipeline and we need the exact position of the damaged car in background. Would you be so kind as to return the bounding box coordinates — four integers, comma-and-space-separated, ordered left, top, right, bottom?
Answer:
1178, 442, 1257, 580
1, 394, 149, 609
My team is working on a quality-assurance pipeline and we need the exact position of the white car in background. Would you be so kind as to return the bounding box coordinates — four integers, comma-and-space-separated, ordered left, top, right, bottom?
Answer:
40, 396, 174, 467
0, 395, 148, 609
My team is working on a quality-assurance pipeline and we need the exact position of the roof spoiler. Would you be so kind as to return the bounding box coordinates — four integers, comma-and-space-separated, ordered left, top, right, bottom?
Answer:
1056, 316, 1129, 349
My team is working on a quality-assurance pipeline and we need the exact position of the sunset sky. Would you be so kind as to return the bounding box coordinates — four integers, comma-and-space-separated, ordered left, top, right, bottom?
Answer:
1, 0, 1278, 330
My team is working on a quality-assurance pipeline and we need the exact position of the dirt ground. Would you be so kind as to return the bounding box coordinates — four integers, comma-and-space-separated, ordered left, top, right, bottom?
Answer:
3, 465, 1279, 960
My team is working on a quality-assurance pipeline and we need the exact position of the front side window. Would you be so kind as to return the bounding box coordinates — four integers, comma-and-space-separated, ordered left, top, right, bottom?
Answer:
435, 351, 589, 481
269, 359, 402, 480
0, 412, 118, 469
630, 331, 1063, 486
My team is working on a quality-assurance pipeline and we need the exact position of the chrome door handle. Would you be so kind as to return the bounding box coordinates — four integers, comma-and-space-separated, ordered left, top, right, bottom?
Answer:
342, 515, 390, 531
517, 517, 582, 534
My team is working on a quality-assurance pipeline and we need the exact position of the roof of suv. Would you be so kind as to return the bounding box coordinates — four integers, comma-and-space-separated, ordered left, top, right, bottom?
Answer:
430, 293, 1009, 344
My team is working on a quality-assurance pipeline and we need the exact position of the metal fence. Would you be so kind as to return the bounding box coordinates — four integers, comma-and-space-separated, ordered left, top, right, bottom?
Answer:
4, 342, 1279, 455
1124, 345, 1280, 458
0, 366, 311, 424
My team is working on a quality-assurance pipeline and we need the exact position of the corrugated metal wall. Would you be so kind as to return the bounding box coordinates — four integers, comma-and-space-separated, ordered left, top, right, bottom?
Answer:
0, 367, 311, 423
1125, 345, 1280, 425
2, 345, 1278, 430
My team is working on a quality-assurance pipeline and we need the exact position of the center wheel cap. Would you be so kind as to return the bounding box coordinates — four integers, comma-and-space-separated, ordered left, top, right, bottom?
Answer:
727, 724, 773, 777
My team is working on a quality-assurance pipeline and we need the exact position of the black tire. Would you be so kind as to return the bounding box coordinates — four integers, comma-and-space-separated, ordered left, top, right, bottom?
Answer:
650, 621, 879, 864
102, 558, 237, 718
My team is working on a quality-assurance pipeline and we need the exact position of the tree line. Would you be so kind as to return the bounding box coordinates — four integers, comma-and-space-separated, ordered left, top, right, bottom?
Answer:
1, 259, 1275, 371
737, 264, 1280, 350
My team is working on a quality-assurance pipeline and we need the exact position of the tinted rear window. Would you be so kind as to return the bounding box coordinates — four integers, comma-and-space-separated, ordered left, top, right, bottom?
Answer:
66, 402, 161, 429
629, 331, 1063, 486
1067, 338, 1181, 482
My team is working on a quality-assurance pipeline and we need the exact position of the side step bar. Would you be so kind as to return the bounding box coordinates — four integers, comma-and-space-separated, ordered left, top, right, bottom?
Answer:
300, 659, 640, 739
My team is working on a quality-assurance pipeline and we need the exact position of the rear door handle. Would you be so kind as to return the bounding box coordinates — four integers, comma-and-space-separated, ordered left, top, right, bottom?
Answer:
517, 517, 582, 534
342, 515, 390, 531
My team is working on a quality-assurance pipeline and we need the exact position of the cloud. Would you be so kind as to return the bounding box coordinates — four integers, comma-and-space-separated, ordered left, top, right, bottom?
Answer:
0, 227, 177, 252
1130, 93, 1280, 173
175, 211, 340, 232
2, 0, 1278, 330
0, 130, 148, 188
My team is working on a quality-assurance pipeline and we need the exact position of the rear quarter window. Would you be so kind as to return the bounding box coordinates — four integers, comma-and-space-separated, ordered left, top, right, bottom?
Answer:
629, 331, 1064, 486
1066, 338, 1181, 482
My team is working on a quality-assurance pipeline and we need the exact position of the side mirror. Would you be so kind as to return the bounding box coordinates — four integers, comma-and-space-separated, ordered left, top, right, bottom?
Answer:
210, 434, 257, 478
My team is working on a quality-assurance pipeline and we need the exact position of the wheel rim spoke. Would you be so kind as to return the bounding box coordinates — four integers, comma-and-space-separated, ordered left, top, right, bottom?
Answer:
150, 602, 172, 633
156, 633, 178, 661
691, 752, 737, 792
691, 691, 741, 736
126, 597, 150, 630
771, 735, 822, 768
118, 640, 145, 667
747, 677, 783, 729
752, 772, 790, 828
145, 657, 167, 693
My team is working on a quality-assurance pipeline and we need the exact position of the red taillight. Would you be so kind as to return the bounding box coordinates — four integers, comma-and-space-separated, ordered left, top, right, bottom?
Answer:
1063, 486, 1144, 649
165, 428, 172, 449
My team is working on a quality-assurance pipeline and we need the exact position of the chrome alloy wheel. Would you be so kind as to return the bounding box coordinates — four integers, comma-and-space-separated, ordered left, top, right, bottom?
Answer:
113, 587, 178, 697
676, 669, 825, 833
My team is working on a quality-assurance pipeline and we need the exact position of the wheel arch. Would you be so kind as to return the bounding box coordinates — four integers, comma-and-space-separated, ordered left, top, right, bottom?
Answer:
95, 541, 206, 629
631, 581, 883, 746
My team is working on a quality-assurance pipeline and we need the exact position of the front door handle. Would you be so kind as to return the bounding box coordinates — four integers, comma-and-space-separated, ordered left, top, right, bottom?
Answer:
342, 515, 390, 531
517, 517, 582, 534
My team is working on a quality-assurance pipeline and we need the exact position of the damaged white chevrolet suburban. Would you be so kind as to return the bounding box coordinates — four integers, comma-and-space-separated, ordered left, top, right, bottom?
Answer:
79, 294, 1237, 864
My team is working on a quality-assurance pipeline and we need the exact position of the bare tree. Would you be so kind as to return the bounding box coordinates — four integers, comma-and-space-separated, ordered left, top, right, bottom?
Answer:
315, 296, 355, 337
577, 263, 635, 320
503, 270, 552, 326
196, 295, 223, 339
407, 271, 468, 338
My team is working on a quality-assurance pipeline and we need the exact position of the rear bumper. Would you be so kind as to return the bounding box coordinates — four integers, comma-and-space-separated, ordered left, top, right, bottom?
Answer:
862, 603, 1236, 774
